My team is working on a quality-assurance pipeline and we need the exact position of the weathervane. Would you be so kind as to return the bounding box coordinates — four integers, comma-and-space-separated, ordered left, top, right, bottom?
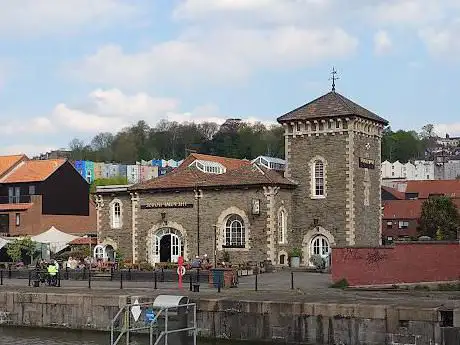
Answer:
329, 67, 339, 92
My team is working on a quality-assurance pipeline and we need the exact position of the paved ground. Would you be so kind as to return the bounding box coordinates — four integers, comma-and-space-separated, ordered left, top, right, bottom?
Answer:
0, 271, 459, 309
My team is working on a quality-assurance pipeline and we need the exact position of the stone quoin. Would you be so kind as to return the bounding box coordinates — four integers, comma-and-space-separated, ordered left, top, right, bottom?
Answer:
95, 90, 388, 267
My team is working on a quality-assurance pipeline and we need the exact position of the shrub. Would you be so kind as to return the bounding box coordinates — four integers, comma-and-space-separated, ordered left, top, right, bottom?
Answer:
309, 254, 326, 270
138, 262, 153, 271
330, 278, 349, 289
289, 248, 302, 258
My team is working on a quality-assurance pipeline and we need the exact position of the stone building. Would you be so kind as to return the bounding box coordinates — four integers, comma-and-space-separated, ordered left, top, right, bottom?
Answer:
95, 90, 388, 267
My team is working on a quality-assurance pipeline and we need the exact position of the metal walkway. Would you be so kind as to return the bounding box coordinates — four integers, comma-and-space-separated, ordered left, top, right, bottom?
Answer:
110, 295, 197, 345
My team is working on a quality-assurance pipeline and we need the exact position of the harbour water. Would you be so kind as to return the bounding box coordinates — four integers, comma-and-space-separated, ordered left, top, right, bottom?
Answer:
0, 327, 272, 345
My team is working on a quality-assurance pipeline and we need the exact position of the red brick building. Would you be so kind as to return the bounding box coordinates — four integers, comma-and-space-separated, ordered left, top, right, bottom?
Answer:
381, 181, 460, 243
0, 155, 96, 236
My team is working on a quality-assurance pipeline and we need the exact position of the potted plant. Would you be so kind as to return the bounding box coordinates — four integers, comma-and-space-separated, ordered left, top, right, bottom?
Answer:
289, 248, 302, 268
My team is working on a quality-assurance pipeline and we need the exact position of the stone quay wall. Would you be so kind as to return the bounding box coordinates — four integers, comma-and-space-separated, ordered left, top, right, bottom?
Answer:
0, 291, 458, 345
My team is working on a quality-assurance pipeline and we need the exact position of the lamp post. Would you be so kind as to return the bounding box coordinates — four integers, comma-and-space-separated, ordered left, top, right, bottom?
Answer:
213, 225, 217, 268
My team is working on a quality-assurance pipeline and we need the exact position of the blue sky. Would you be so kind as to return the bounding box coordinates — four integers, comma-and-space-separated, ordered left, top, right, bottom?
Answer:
1, 0, 460, 155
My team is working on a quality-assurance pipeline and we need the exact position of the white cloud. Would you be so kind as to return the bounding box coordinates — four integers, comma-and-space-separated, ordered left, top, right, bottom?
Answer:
374, 30, 393, 55
419, 20, 460, 61
69, 26, 357, 87
0, 144, 56, 156
0, 117, 54, 135
0, 0, 140, 37
434, 123, 460, 137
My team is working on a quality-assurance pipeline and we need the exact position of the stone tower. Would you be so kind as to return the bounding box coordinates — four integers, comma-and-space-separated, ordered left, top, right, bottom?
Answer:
277, 91, 388, 257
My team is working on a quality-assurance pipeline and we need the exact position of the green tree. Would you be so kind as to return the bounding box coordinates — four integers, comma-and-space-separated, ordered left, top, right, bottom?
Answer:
6, 237, 38, 263
419, 196, 460, 240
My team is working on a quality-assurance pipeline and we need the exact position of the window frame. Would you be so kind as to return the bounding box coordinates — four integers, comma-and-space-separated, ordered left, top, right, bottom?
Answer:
312, 159, 326, 198
111, 200, 122, 229
278, 208, 287, 244
15, 213, 20, 226
223, 214, 246, 249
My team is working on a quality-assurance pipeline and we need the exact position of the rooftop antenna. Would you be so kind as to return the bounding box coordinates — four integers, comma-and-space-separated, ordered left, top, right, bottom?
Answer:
329, 67, 339, 92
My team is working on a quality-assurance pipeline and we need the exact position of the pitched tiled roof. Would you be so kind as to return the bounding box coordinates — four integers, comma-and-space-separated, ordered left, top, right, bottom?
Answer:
405, 180, 460, 199
131, 163, 295, 191
69, 237, 97, 245
383, 198, 460, 220
381, 186, 405, 200
383, 200, 423, 220
0, 203, 33, 211
277, 91, 388, 125
177, 153, 251, 172
0, 154, 27, 177
1, 159, 66, 183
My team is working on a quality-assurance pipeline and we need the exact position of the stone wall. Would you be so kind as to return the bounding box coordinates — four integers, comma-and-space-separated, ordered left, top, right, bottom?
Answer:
288, 133, 348, 246
0, 291, 453, 345
98, 187, 289, 265
352, 132, 382, 246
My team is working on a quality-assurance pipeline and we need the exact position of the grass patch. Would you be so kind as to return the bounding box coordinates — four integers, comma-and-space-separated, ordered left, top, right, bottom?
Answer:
330, 278, 349, 289
413, 284, 430, 291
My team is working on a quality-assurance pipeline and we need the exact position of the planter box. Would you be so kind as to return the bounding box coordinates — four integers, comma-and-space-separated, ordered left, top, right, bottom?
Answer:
290, 257, 300, 268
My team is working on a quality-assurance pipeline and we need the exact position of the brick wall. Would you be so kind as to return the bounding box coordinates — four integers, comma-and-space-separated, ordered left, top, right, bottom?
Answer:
332, 242, 460, 286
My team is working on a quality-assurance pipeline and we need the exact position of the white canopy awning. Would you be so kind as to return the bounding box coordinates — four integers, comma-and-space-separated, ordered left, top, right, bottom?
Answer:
31, 226, 80, 253
0, 237, 11, 250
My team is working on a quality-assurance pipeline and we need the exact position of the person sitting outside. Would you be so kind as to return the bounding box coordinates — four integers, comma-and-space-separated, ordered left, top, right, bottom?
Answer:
191, 256, 201, 269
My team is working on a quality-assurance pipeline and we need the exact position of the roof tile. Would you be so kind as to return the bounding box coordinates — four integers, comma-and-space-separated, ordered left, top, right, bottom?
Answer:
0, 154, 27, 177
2, 159, 66, 183
277, 91, 388, 124
405, 180, 460, 199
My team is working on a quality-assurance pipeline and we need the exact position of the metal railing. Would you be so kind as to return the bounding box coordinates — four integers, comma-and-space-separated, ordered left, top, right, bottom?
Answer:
110, 300, 196, 345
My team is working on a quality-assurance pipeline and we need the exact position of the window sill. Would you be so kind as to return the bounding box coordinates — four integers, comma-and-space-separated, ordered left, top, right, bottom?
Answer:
222, 245, 246, 249
310, 195, 326, 200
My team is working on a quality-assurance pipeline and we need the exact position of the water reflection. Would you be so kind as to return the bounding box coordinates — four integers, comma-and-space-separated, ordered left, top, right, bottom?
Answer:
0, 327, 270, 345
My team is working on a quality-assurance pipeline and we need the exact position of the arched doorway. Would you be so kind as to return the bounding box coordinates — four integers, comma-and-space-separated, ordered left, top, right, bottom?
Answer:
310, 235, 331, 268
152, 227, 184, 264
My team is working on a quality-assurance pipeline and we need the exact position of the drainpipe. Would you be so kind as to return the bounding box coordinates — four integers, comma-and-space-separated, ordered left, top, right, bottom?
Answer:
195, 188, 203, 257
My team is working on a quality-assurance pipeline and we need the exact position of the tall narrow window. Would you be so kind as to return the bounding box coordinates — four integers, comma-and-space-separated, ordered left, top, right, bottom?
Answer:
278, 209, 287, 244
112, 202, 121, 228
29, 185, 36, 195
314, 160, 325, 197
15, 213, 20, 226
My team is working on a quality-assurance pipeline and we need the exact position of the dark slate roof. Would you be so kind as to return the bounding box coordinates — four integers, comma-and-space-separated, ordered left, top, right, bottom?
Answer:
277, 91, 388, 125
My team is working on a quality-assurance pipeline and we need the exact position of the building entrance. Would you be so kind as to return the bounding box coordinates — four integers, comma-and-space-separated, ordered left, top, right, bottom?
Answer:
151, 227, 184, 264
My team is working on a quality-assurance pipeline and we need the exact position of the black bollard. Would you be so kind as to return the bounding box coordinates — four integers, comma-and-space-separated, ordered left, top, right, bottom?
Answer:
8, 265, 11, 279
189, 273, 193, 292
88, 268, 91, 289
28, 270, 31, 287
255, 271, 258, 291
65, 266, 69, 280
161, 268, 164, 282
217, 276, 221, 293
0, 270, 3, 285
154, 270, 157, 290
83, 266, 86, 280
120, 271, 123, 289
128, 268, 132, 281
291, 271, 294, 290
110, 266, 114, 281
57, 272, 61, 287
196, 268, 200, 283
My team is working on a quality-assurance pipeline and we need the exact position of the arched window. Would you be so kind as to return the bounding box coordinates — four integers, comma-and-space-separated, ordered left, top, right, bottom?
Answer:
311, 236, 330, 257
314, 160, 325, 197
224, 214, 245, 248
278, 209, 287, 244
94, 245, 104, 259
112, 201, 121, 228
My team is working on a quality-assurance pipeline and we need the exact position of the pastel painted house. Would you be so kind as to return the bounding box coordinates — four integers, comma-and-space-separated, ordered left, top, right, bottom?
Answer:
127, 165, 140, 184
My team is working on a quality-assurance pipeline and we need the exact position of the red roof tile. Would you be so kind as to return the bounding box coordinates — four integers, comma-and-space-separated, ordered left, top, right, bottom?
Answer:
177, 153, 251, 172
1, 159, 66, 183
0, 203, 33, 211
0, 154, 27, 177
382, 186, 405, 200
383, 200, 423, 220
69, 237, 97, 245
383, 198, 460, 220
405, 180, 460, 199
131, 163, 295, 191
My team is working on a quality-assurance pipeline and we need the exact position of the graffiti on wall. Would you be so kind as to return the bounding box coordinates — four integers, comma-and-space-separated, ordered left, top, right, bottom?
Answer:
342, 248, 388, 268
